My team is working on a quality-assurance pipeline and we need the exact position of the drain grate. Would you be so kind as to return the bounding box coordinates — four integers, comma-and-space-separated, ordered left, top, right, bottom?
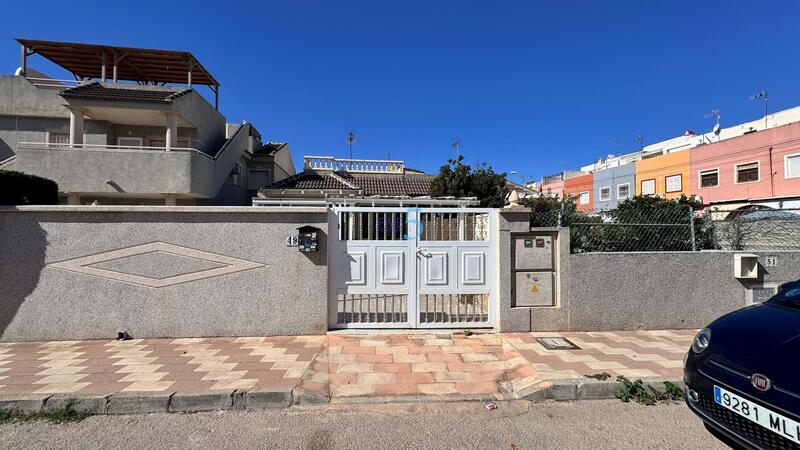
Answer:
536, 337, 580, 350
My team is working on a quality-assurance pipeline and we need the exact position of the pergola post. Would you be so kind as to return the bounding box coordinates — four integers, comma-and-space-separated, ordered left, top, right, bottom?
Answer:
101, 51, 106, 82
20, 44, 27, 77
187, 56, 193, 88
113, 53, 118, 83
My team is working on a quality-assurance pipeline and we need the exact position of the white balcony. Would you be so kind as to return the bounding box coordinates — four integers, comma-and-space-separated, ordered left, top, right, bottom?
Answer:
304, 155, 404, 174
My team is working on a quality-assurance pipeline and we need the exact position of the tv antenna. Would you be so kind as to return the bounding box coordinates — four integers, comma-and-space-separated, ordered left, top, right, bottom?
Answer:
452, 139, 462, 163
750, 90, 769, 128
634, 135, 644, 157
705, 110, 721, 141
346, 131, 355, 159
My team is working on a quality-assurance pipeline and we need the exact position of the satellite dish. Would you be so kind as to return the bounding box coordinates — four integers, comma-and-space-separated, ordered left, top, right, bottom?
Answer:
712, 123, 721, 136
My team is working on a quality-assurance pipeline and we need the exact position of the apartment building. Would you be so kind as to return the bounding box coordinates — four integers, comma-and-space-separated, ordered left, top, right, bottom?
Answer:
0, 39, 294, 205
690, 121, 800, 209
539, 106, 800, 210
592, 163, 635, 210
563, 173, 594, 212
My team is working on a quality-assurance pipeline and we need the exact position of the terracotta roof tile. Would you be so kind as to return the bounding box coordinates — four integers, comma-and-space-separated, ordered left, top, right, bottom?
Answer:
262, 172, 434, 197
59, 82, 192, 103
266, 172, 353, 191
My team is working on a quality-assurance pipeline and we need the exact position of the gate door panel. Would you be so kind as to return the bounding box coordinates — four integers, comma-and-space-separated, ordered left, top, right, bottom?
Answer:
329, 207, 494, 329
416, 210, 493, 327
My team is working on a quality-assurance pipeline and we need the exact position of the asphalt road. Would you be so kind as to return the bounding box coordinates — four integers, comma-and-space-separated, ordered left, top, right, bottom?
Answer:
0, 400, 728, 450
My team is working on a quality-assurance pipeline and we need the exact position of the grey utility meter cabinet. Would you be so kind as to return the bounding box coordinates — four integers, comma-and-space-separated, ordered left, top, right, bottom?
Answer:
512, 234, 556, 307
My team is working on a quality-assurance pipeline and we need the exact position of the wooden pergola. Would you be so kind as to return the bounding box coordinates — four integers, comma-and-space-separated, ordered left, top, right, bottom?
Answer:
17, 38, 221, 109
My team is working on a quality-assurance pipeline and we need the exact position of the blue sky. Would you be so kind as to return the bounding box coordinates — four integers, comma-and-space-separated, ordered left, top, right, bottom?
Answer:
2, 1, 799, 182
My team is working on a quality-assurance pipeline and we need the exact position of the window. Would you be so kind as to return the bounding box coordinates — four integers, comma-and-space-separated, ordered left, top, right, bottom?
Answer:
665, 174, 682, 193
641, 179, 655, 195
699, 169, 719, 188
617, 183, 630, 200
786, 154, 800, 179
599, 186, 611, 202
117, 137, 143, 148
47, 132, 69, 146
232, 162, 243, 187
735, 162, 760, 184
248, 170, 272, 190
579, 191, 589, 205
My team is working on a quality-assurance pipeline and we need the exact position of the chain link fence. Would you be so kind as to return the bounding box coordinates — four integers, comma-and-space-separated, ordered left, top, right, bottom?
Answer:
530, 206, 800, 253
704, 207, 800, 251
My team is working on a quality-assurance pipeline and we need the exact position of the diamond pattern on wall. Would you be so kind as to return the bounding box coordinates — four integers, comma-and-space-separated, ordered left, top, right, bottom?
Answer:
47, 242, 266, 288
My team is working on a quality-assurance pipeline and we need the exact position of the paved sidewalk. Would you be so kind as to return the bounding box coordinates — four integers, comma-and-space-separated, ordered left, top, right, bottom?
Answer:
0, 330, 694, 412
0, 336, 325, 395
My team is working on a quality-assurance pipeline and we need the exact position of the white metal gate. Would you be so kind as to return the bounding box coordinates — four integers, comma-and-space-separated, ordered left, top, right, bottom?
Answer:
328, 207, 495, 329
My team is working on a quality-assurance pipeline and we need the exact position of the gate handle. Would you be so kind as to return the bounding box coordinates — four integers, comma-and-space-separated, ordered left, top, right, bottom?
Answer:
416, 249, 431, 258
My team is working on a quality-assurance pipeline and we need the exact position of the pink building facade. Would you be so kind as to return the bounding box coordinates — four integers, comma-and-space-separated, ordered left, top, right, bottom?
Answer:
689, 122, 800, 206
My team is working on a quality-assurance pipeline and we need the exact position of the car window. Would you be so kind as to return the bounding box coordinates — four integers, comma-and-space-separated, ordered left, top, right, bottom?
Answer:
771, 281, 800, 305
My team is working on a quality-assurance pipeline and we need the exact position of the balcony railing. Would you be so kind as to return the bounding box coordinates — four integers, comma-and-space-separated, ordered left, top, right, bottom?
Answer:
304, 155, 404, 174
17, 142, 214, 159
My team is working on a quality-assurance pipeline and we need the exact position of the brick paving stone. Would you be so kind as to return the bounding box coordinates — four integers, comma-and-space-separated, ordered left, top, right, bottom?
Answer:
0, 330, 687, 405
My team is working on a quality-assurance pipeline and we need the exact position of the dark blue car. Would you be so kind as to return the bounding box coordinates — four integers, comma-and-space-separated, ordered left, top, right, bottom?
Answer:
685, 281, 800, 449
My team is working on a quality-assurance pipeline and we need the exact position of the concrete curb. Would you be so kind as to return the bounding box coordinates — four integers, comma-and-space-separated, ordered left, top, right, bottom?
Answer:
524, 377, 686, 402
169, 391, 235, 413
0, 395, 50, 412
0, 378, 684, 416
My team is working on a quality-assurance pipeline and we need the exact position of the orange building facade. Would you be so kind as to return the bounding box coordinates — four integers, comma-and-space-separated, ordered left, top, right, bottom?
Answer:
563, 173, 594, 211
634, 151, 691, 199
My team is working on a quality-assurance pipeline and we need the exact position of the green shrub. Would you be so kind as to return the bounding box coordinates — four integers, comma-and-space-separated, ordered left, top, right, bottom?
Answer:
0, 170, 59, 205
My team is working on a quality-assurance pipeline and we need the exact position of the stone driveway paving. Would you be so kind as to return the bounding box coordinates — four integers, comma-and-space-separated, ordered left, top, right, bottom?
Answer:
320, 332, 541, 401
0, 330, 694, 405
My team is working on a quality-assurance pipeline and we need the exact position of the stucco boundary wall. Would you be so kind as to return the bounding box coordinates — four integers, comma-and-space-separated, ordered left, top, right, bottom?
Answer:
0, 206, 329, 342
497, 208, 800, 332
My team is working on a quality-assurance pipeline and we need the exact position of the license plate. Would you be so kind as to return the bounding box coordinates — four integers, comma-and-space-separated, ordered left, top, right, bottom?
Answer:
714, 385, 800, 445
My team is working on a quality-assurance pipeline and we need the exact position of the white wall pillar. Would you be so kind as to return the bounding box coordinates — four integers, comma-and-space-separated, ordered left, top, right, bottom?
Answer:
164, 112, 178, 151
68, 108, 84, 147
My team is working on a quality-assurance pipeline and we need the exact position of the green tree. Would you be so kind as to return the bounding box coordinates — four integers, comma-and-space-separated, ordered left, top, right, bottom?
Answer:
429, 156, 509, 208
599, 195, 708, 252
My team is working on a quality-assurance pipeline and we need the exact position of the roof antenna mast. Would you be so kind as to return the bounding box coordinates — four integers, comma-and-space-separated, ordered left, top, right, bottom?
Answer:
751, 90, 768, 128
346, 131, 355, 160
452, 139, 462, 163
